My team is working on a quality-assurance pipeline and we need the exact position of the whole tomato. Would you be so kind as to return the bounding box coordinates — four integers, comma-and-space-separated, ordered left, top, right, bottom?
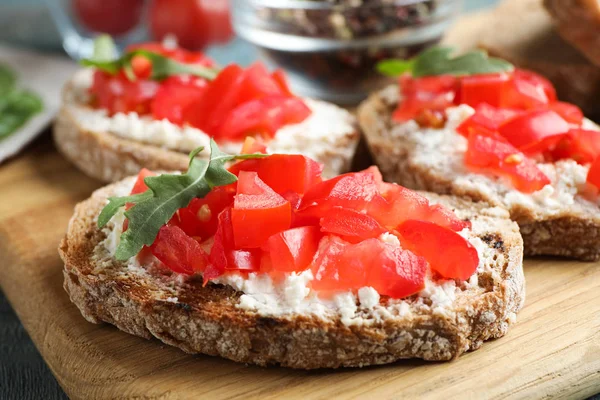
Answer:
72, 0, 145, 35
149, 0, 233, 50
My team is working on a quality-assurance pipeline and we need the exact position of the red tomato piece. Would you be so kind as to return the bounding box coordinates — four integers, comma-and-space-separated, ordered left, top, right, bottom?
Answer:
184, 64, 246, 135
178, 185, 236, 240
271, 69, 294, 96
365, 242, 428, 299
206, 207, 262, 282
229, 154, 323, 195
393, 74, 458, 122
587, 157, 600, 189
320, 207, 386, 242
130, 168, 156, 195
465, 132, 550, 193
150, 76, 207, 125
397, 220, 479, 280
311, 236, 367, 292
231, 172, 292, 248
459, 73, 511, 108
498, 109, 570, 153
502, 69, 553, 109
552, 129, 600, 164
263, 226, 321, 272
218, 96, 311, 139
456, 103, 523, 137
300, 169, 380, 212
150, 225, 209, 275
240, 137, 268, 155
547, 101, 584, 125
427, 204, 471, 231
72, 0, 144, 35
366, 185, 430, 229
235, 63, 286, 105
90, 70, 161, 115
149, 0, 209, 50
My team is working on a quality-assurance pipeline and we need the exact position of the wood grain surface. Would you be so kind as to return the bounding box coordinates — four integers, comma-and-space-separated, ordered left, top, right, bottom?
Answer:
0, 134, 599, 400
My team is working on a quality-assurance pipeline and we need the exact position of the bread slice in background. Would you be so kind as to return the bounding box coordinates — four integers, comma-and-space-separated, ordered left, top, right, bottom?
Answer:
54, 70, 361, 183
544, 0, 600, 67
59, 177, 524, 369
442, 0, 600, 117
358, 86, 600, 261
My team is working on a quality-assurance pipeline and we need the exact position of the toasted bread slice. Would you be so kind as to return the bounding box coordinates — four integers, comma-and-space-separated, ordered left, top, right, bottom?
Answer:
443, 0, 600, 117
358, 86, 600, 261
544, 0, 600, 67
59, 176, 524, 369
54, 70, 360, 183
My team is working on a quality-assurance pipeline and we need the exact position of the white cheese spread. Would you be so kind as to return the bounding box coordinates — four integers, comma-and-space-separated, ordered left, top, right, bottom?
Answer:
67, 69, 358, 177
390, 104, 600, 215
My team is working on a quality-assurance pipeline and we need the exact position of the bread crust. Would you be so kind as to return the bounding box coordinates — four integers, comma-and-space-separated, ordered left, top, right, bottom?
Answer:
358, 86, 600, 261
59, 179, 525, 369
53, 74, 360, 183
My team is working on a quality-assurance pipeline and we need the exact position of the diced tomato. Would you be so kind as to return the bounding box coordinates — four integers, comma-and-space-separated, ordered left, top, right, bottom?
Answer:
393, 74, 458, 122
465, 132, 550, 193
231, 172, 291, 248
240, 136, 267, 155
150, 225, 209, 275
498, 109, 570, 153
427, 204, 471, 231
263, 226, 321, 272
178, 185, 235, 240
130, 168, 156, 194
271, 69, 294, 96
502, 69, 552, 109
456, 103, 523, 137
184, 64, 246, 134
310, 236, 367, 292
206, 207, 261, 282
587, 157, 600, 189
218, 96, 311, 139
300, 169, 379, 212
229, 154, 323, 195
551, 129, 600, 164
366, 185, 430, 229
320, 207, 386, 242
235, 63, 287, 105
397, 220, 478, 280
90, 70, 161, 115
311, 237, 427, 298
366, 243, 428, 299
150, 76, 207, 125
127, 42, 214, 66
459, 73, 510, 108
547, 101, 584, 125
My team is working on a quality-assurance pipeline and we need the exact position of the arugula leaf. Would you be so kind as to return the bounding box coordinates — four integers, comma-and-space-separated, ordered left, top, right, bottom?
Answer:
99, 140, 267, 260
0, 64, 43, 140
0, 64, 15, 96
81, 36, 219, 81
376, 46, 514, 78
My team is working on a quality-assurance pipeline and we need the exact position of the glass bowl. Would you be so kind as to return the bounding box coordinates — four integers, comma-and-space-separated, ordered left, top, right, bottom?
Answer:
231, 0, 463, 104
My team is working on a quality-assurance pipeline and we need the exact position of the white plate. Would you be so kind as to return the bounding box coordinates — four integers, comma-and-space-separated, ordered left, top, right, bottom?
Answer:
0, 45, 78, 163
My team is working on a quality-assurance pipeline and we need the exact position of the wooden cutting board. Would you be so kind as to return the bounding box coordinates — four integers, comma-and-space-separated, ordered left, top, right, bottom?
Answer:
0, 136, 599, 400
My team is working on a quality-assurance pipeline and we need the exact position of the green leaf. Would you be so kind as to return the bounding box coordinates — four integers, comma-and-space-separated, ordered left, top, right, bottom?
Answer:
80, 36, 219, 81
102, 140, 267, 261
97, 191, 153, 228
375, 46, 514, 78
0, 64, 16, 96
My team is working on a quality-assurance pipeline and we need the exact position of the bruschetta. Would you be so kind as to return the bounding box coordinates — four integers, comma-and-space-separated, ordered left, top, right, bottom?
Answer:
60, 142, 524, 368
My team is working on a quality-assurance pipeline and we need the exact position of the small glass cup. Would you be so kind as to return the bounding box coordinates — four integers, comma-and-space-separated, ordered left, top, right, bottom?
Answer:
44, 0, 150, 60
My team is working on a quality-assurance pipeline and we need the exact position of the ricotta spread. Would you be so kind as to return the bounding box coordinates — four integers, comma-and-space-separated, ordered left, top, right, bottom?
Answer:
97, 179, 500, 326
67, 69, 358, 177
389, 104, 600, 215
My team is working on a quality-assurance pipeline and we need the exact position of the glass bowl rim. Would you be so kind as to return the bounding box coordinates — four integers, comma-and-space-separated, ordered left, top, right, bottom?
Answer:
237, 0, 449, 11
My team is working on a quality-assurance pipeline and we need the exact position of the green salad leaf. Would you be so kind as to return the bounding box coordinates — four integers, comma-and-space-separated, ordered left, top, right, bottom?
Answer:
81, 36, 219, 81
0, 64, 43, 139
99, 140, 267, 260
377, 46, 514, 78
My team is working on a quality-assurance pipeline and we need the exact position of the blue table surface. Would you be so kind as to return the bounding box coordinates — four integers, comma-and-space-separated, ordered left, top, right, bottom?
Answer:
1, 0, 598, 399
